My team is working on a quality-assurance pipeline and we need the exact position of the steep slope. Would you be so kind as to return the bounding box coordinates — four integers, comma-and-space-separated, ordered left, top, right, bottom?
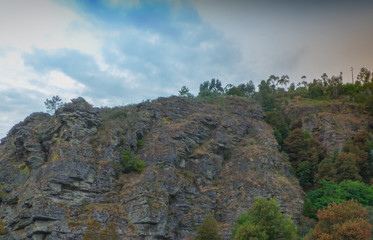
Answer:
0, 97, 303, 240
283, 97, 372, 155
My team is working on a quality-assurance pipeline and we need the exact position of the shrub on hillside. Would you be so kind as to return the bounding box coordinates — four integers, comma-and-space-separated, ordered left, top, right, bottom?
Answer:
304, 200, 372, 240
305, 180, 373, 216
196, 215, 222, 240
120, 150, 145, 173
233, 197, 298, 240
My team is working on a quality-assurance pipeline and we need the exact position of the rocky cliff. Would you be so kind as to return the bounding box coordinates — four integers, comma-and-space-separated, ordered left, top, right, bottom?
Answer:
0, 96, 303, 240
283, 98, 372, 156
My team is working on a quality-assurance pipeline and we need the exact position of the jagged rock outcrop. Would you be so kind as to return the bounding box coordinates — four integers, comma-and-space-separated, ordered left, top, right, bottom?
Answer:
283, 98, 372, 155
0, 96, 303, 240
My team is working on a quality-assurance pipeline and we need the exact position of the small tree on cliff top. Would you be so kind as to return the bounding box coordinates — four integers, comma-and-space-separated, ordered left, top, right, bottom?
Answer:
44, 95, 64, 114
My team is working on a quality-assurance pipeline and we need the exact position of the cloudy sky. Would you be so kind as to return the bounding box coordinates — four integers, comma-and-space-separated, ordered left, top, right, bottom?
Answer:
0, 0, 373, 138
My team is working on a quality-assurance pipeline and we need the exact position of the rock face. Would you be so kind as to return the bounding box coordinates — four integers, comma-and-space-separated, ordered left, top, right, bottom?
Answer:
283, 98, 372, 155
0, 97, 303, 240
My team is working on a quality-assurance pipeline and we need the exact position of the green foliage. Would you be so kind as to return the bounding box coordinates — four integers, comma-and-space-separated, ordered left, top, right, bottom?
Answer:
283, 127, 326, 188
232, 213, 249, 237
305, 180, 373, 216
304, 130, 311, 139
234, 221, 269, 240
262, 95, 276, 111
0, 219, 5, 235
308, 82, 324, 99
366, 95, 373, 116
179, 86, 194, 98
44, 95, 64, 114
338, 180, 373, 206
297, 161, 314, 188
273, 128, 283, 146
120, 149, 145, 173
265, 111, 289, 146
105, 108, 127, 119
137, 140, 144, 148
196, 215, 222, 240
302, 199, 318, 219
225, 81, 256, 97
297, 216, 316, 238
335, 152, 362, 182
314, 158, 337, 185
198, 79, 224, 97
341, 133, 372, 183
233, 197, 298, 240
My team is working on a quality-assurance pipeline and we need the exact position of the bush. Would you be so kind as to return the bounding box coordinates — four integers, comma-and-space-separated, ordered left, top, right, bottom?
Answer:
137, 140, 144, 148
305, 180, 373, 215
196, 215, 222, 240
233, 197, 298, 240
120, 150, 145, 173
235, 221, 268, 240
305, 200, 372, 240
232, 213, 249, 237
302, 199, 318, 219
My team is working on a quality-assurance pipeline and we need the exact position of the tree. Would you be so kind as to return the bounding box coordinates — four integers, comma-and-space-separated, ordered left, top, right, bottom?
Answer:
321, 73, 329, 87
302, 199, 318, 219
44, 95, 64, 114
227, 82, 256, 98
265, 111, 289, 146
257, 79, 276, 111
267, 75, 279, 91
342, 134, 371, 183
277, 75, 290, 89
326, 75, 343, 98
289, 83, 296, 91
233, 197, 298, 240
196, 215, 222, 240
235, 221, 269, 240
178, 86, 193, 98
198, 79, 224, 97
305, 180, 373, 214
297, 161, 314, 188
335, 152, 362, 182
357, 67, 372, 84
305, 200, 372, 240
283, 128, 325, 172
314, 158, 337, 185
120, 150, 146, 173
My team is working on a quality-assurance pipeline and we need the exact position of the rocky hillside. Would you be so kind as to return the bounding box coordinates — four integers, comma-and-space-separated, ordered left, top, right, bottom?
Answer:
283, 97, 372, 155
0, 97, 303, 240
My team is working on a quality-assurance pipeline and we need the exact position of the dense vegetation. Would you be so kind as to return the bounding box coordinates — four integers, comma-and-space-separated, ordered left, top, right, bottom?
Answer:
183, 67, 373, 239
304, 200, 372, 240
232, 197, 298, 240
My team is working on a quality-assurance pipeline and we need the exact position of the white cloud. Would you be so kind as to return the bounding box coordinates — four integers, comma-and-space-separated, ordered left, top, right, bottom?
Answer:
45, 70, 86, 91
0, 0, 101, 55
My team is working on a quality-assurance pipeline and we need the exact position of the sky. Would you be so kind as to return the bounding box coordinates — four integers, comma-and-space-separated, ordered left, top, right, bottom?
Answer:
0, 0, 373, 139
